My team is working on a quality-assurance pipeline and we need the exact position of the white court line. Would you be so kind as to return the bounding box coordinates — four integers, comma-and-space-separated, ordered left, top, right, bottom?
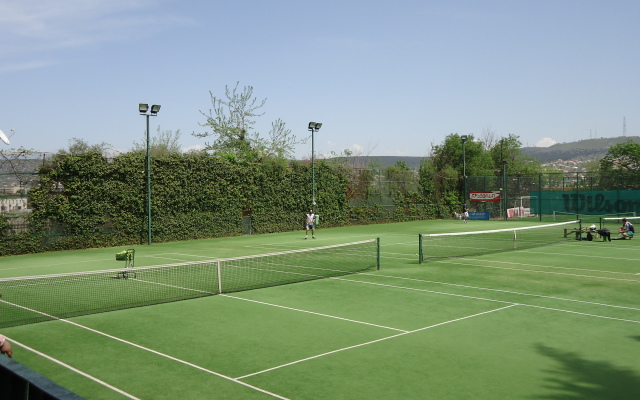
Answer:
160, 253, 217, 259
482, 259, 640, 277
236, 305, 517, 379
379, 255, 417, 262
329, 277, 640, 324
1, 300, 290, 400
7, 338, 140, 400
518, 304, 640, 324
0, 258, 114, 272
356, 273, 640, 311
510, 249, 640, 262
245, 234, 378, 250
144, 255, 201, 263
221, 294, 408, 332
438, 260, 640, 283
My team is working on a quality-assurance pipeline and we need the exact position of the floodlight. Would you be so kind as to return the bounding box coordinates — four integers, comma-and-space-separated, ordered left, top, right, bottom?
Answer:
138, 102, 162, 245
460, 135, 467, 142
308, 121, 324, 207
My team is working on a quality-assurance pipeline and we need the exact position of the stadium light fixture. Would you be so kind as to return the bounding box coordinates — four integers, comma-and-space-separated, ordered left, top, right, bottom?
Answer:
139, 103, 162, 245
308, 122, 323, 206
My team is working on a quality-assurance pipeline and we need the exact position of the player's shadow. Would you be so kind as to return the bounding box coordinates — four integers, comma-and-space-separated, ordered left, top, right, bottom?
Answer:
532, 344, 640, 399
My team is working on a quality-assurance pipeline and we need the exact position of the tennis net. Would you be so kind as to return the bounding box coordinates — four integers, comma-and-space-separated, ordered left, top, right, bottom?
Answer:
600, 216, 640, 230
0, 239, 380, 328
418, 220, 581, 263
552, 211, 635, 223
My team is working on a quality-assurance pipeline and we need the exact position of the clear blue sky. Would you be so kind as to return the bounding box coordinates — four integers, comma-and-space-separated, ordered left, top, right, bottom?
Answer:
1, 0, 638, 159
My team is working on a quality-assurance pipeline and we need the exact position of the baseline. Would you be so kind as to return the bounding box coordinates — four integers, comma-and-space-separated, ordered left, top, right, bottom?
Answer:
235, 305, 516, 380
435, 260, 640, 283
333, 275, 640, 324
4, 302, 291, 400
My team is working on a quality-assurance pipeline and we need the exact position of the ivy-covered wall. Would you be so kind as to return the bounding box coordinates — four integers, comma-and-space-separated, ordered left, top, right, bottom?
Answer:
0, 153, 351, 255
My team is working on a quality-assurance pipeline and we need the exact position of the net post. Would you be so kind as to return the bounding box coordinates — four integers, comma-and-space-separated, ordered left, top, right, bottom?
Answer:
418, 234, 423, 264
513, 230, 517, 250
376, 237, 381, 270
578, 219, 582, 238
217, 260, 222, 294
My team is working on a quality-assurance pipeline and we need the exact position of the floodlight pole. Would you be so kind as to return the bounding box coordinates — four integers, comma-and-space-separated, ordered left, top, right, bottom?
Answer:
139, 104, 161, 245
461, 135, 468, 203
146, 114, 151, 244
502, 160, 508, 221
308, 122, 322, 207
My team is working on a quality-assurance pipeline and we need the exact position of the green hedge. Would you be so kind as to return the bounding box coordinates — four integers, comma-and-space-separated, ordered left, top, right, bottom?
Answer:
1, 153, 352, 255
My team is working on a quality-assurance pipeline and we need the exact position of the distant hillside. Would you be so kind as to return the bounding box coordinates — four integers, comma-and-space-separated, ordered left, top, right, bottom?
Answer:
522, 136, 640, 163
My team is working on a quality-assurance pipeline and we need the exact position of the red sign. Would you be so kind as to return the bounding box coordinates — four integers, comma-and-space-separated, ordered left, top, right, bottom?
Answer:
470, 192, 501, 202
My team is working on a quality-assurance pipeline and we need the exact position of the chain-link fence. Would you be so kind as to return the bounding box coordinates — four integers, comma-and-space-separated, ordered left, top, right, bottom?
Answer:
467, 171, 640, 220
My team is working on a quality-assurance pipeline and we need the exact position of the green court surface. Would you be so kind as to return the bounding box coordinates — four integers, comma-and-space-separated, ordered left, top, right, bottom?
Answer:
1, 219, 639, 399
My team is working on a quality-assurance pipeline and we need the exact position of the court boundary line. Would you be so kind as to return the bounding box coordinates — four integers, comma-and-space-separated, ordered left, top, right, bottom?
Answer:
1, 300, 291, 400
357, 272, 640, 312
478, 259, 640, 277
220, 294, 408, 332
235, 304, 517, 380
468, 247, 640, 261
9, 338, 141, 400
435, 260, 640, 283
332, 277, 640, 324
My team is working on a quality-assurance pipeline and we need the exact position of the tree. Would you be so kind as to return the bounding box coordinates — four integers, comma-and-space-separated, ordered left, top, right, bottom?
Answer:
419, 132, 546, 216
385, 161, 414, 194
253, 118, 297, 159
489, 134, 542, 175
195, 82, 298, 161
427, 133, 493, 178
598, 140, 640, 189
599, 140, 640, 172
61, 138, 112, 156
133, 127, 183, 156
0, 146, 38, 200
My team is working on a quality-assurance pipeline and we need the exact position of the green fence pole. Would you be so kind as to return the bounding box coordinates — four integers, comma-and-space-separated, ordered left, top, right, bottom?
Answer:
376, 237, 381, 270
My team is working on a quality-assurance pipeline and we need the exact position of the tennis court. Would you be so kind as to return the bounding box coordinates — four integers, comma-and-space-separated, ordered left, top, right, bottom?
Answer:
1, 219, 639, 399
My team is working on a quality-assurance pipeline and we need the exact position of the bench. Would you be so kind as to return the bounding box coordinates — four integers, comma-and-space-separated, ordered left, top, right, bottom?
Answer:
563, 228, 582, 239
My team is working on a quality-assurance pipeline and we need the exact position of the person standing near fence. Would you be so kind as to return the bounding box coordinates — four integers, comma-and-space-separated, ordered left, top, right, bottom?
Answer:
305, 209, 316, 239
0, 335, 13, 358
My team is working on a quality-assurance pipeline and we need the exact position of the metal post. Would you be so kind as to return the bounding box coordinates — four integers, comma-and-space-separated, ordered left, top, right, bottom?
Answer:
502, 160, 508, 220
462, 140, 467, 203
139, 103, 160, 245
146, 114, 152, 245
461, 136, 467, 202
538, 173, 542, 221
312, 129, 315, 206
308, 122, 321, 207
